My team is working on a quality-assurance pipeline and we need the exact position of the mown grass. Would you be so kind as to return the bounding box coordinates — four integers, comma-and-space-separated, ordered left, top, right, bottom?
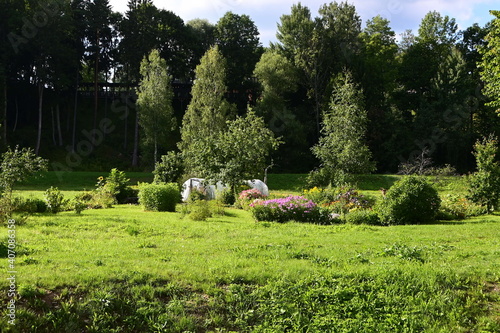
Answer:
0, 172, 499, 332
17, 171, 153, 191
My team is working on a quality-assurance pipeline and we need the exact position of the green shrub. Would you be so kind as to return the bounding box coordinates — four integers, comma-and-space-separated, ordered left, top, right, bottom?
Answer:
438, 194, 487, 220
180, 200, 226, 221
153, 152, 184, 184
376, 176, 441, 225
304, 186, 375, 214
344, 209, 381, 225
44, 187, 67, 214
187, 201, 213, 221
138, 183, 180, 212
217, 188, 236, 206
187, 188, 207, 203
74, 189, 114, 209
102, 168, 133, 204
302, 186, 338, 205
13, 196, 47, 213
305, 168, 334, 188
70, 198, 87, 214
0, 146, 47, 193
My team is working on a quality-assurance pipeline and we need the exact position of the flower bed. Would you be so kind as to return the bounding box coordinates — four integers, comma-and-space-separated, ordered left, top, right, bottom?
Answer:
250, 195, 334, 223
303, 186, 374, 214
239, 188, 267, 201
237, 188, 268, 210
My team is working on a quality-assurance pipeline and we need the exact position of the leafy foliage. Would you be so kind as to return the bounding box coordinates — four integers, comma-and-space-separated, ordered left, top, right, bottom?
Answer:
44, 187, 67, 214
136, 49, 175, 163
104, 168, 134, 204
478, 11, 500, 111
275, 2, 362, 133
215, 12, 262, 91
138, 183, 180, 212
310, 72, 375, 185
0, 146, 47, 220
0, 146, 47, 193
439, 194, 487, 219
467, 135, 500, 211
179, 45, 235, 176
180, 200, 225, 221
74, 189, 114, 210
253, 50, 298, 110
212, 110, 281, 189
216, 188, 236, 206
376, 176, 441, 225
344, 209, 381, 225
153, 151, 184, 184
12, 196, 47, 214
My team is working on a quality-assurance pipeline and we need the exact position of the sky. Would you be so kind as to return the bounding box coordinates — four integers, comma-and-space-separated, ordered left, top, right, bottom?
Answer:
108, 0, 498, 46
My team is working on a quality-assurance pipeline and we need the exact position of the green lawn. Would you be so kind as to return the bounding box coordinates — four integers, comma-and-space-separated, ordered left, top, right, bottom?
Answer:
0, 173, 499, 332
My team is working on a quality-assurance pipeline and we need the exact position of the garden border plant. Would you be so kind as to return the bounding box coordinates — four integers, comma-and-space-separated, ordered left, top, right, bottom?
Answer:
250, 195, 336, 224
138, 182, 181, 212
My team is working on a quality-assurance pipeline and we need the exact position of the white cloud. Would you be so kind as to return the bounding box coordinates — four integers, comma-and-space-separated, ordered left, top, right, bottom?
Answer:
109, 0, 495, 45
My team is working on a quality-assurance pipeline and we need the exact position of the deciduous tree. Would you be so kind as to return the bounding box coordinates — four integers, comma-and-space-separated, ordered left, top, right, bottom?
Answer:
467, 135, 500, 211
275, 1, 361, 136
215, 12, 262, 94
136, 49, 175, 164
179, 46, 235, 176
479, 10, 500, 111
205, 110, 281, 191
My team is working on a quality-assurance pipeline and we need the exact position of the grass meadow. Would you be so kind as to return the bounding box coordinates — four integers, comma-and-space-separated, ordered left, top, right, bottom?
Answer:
0, 172, 499, 332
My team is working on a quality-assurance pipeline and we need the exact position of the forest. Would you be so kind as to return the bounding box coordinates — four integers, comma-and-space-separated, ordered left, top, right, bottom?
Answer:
1, 0, 500, 175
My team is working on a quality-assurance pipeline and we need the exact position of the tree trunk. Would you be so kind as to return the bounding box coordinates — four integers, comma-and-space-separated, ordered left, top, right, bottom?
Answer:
72, 69, 79, 152
93, 29, 100, 146
35, 82, 44, 155
123, 66, 130, 150
51, 107, 56, 146
154, 136, 157, 165
104, 71, 108, 140
123, 91, 128, 150
132, 106, 139, 167
56, 103, 63, 146
1, 74, 7, 146
13, 96, 18, 132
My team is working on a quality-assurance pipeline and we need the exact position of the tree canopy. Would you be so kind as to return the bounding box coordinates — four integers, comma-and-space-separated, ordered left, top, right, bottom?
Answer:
136, 49, 175, 164
0, 1, 498, 177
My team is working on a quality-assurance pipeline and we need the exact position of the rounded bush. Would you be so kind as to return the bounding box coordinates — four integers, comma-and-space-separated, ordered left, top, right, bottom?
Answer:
153, 152, 184, 184
138, 183, 181, 212
376, 176, 441, 225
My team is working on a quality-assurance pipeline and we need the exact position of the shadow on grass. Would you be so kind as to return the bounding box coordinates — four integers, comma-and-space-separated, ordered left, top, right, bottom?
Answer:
355, 174, 401, 191
19, 171, 153, 191
266, 174, 307, 192
427, 214, 500, 225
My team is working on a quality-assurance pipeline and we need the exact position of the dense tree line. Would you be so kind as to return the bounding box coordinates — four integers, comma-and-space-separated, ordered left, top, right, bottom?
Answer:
0, 0, 499, 175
